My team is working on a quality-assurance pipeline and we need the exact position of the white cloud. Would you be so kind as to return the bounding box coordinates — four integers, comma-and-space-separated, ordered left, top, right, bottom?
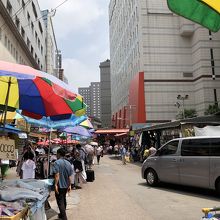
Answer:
63, 58, 100, 91
39, 0, 105, 39
38, 0, 110, 90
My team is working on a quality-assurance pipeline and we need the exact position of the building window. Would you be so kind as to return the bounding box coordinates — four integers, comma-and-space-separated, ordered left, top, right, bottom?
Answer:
38, 39, 40, 49
0, 28, 2, 40
35, 31, 37, 42
7, 0, 12, 16
21, 26, 25, 38
15, 51, 18, 61
27, 12, 30, 22
38, 21, 43, 34
27, 37, 30, 48
32, 2, 38, 18
31, 46, 33, 54
15, 16, 20, 29
7, 39, 10, 50
22, 0, 25, 8
35, 53, 37, 61
31, 22, 34, 33
41, 45, 43, 54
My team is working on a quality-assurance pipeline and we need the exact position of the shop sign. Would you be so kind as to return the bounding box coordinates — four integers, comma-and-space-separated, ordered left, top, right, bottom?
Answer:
0, 137, 16, 160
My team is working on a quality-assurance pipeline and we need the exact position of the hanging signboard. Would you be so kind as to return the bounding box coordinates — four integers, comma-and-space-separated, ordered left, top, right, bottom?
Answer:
0, 137, 16, 160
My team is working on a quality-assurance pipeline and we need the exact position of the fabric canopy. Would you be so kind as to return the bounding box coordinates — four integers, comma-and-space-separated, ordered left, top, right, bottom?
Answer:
95, 129, 129, 134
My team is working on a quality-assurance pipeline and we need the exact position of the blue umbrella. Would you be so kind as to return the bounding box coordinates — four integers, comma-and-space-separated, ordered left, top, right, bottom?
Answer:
18, 111, 87, 129
60, 126, 92, 137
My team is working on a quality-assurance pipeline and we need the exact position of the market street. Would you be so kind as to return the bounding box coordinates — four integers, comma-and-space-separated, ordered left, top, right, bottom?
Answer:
47, 156, 220, 220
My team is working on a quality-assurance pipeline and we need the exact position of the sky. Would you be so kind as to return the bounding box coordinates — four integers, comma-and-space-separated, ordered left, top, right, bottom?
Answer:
38, 0, 110, 91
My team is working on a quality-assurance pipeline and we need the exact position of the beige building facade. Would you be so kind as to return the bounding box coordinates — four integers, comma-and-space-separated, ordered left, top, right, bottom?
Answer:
0, 0, 58, 75
109, 0, 220, 123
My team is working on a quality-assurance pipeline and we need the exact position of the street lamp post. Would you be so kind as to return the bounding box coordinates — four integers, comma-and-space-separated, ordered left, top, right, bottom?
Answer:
125, 105, 136, 127
177, 94, 189, 119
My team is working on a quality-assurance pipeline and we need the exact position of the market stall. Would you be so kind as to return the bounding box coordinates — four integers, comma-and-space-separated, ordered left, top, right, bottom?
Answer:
0, 179, 50, 219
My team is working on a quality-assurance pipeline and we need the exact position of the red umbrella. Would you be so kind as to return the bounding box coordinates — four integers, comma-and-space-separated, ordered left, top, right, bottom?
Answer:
37, 141, 49, 146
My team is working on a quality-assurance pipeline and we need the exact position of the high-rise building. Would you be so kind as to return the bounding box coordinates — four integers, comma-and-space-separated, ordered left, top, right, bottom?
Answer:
41, 9, 59, 76
100, 59, 111, 128
90, 82, 101, 119
109, 0, 220, 127
78, 82, 101, 119
0, 0, 59, 75
78, 87, 91, 116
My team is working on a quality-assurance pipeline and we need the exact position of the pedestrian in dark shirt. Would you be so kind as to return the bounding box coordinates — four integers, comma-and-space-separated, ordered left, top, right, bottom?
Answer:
72, 150, 84, 189
53, 148, 73, 220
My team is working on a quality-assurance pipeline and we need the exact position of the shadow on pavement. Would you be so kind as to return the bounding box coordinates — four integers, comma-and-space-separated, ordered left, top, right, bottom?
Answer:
138, 182, 220, 202
46, 208, 58, 219
108, 155, 142, 167
108, 155, 121, 160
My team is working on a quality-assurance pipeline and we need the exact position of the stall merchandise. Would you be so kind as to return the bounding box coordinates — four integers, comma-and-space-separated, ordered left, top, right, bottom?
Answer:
0, 179, 49, 220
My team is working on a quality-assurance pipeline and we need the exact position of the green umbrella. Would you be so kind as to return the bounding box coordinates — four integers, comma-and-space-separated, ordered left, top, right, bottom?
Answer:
167, 0, 220, 32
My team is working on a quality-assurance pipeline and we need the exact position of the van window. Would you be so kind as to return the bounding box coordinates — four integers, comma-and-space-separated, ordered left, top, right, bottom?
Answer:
159, 140, 179, 156
209, 138, 220, 156
181, 139, 209, 156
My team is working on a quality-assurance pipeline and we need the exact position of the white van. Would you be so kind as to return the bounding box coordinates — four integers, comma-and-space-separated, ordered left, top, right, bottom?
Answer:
141, 136, 220, 192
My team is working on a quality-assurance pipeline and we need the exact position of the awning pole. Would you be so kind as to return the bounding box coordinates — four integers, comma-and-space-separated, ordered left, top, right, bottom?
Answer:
3, 77, 12, 131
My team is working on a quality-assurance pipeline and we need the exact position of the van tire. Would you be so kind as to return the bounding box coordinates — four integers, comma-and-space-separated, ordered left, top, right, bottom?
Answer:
146, 169, 158, 186
215, 179, 220, 195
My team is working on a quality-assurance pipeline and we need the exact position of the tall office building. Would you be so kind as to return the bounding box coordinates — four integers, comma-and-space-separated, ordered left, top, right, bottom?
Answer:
109, 0, 220, 127
100, 59, 111, 128
78, 82, 101, 119
0, 0, 59, 75
90, 82, 101, 119
78, 87, 91, 116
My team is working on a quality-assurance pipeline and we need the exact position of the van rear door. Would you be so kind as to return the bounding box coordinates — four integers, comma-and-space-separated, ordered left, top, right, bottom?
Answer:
179, 139, 210, 188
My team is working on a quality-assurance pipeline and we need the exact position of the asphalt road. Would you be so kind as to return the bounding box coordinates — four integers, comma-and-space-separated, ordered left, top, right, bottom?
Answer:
48, 155, 220, 220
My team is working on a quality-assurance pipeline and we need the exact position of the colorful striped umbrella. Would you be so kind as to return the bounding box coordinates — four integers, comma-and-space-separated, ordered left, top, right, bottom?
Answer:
0, 61, 86, 119
167, 0, 220, 32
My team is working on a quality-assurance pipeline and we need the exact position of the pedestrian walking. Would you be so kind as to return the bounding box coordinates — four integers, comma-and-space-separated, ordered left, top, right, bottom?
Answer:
76, 144, 87, 182
72, 150, 84, 189
143, 148, 150, 161
21, 153, 36, 179
120, 144, 127, 165
53, 148, 73, 220
84, 144, 94, 169
149, 146, 157, 156
96, 145, 103, 165
17, 143, 36, 178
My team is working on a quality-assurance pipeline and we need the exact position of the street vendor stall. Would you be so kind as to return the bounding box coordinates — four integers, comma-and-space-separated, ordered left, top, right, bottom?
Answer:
0, 179, 50, 220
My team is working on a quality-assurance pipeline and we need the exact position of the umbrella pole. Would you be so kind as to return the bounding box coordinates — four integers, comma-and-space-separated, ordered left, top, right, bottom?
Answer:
3, 77, 12, 130
47, 128, 52, 178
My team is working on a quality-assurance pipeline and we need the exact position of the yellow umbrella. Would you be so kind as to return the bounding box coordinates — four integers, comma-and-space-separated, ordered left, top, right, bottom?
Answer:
201, 0, 220, 14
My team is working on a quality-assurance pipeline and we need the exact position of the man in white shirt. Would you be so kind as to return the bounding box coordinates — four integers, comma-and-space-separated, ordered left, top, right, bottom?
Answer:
22, 158, 36, 179
35, 145, 46, 155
